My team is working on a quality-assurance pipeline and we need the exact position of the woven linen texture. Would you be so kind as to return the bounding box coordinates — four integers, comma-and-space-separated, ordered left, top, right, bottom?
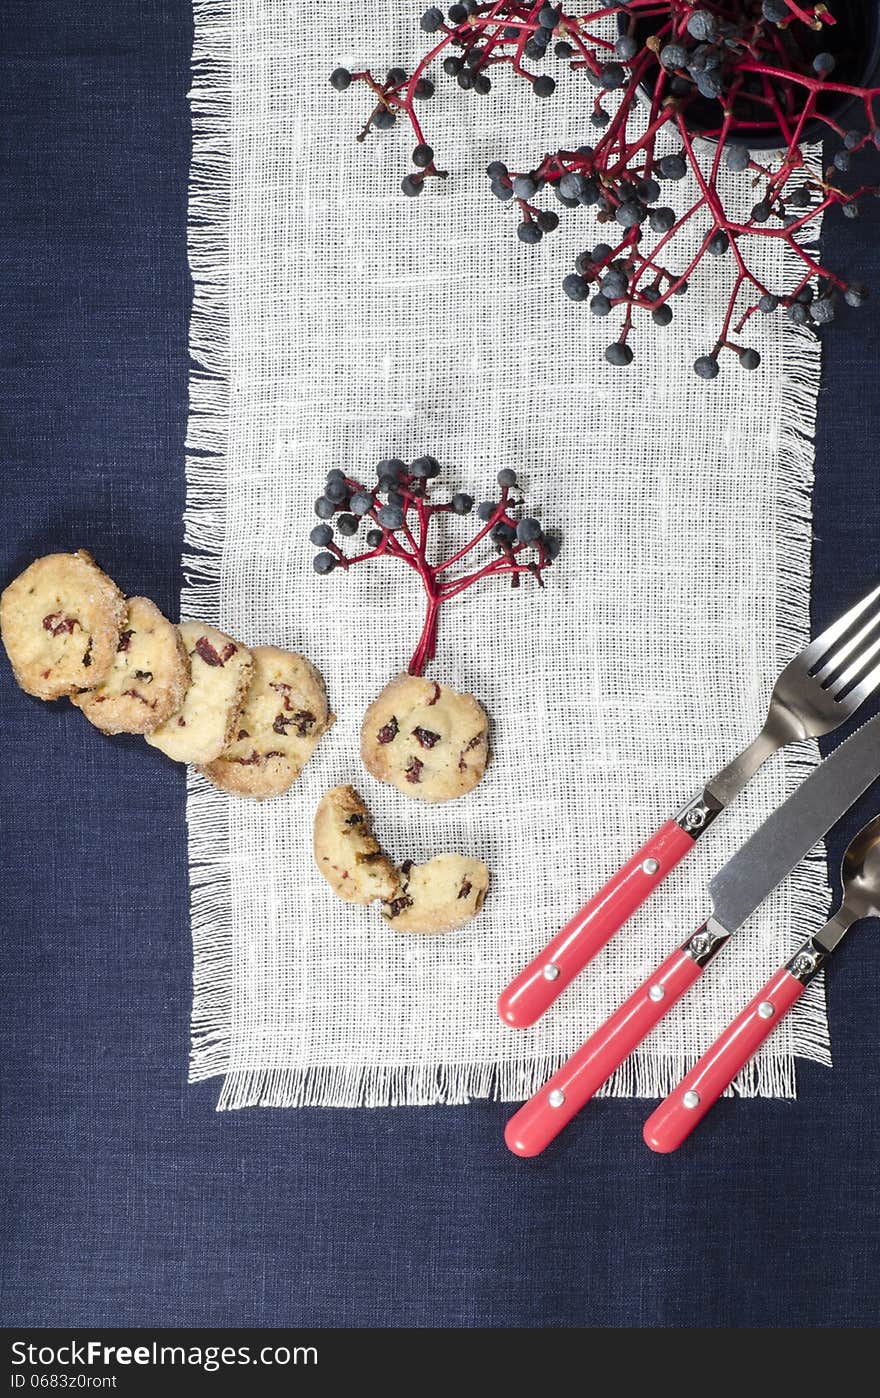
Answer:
185, 0, 831, 1109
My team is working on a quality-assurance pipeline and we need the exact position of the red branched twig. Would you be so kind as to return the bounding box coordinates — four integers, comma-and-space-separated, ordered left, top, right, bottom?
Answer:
309, 460, 558, 675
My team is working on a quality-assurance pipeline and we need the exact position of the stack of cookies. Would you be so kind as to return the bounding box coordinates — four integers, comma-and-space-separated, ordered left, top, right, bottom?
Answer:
0, 551, 334, 800
2, 550, 491, 935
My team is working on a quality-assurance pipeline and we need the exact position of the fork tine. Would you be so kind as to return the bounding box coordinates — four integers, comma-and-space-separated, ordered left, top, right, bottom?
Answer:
814, 607, 880, 683
841, 659, 880, 714
829, 633, 880, 698
800, 582, 880, 667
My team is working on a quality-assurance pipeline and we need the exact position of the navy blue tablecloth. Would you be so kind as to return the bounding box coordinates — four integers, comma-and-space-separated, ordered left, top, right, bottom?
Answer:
1, 1, 879, 1328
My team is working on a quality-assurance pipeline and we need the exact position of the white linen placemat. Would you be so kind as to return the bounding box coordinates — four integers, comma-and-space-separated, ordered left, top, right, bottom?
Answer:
184, 0, 830, 1109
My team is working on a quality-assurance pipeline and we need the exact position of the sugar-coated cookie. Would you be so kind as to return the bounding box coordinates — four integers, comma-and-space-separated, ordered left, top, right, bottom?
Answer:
145, 620, 253, 764
200, 645, 334, 799
360, 674, 489, 802
314, 785, 401, 904
71, 596, 190, 735
0, 550, 126, 700
381, 854, 490, 934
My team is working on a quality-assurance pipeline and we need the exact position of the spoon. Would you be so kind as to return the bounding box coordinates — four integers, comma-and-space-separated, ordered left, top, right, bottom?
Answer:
644, 813, 880, 1153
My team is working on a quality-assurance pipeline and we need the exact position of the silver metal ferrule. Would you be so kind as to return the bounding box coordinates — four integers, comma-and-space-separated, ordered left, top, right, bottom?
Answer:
786, 936, 829, 984
674, 789, 724, 840
683, 919, 730, 967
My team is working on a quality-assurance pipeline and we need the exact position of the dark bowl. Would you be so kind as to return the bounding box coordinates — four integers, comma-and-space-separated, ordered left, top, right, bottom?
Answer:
637, 0, 880, 150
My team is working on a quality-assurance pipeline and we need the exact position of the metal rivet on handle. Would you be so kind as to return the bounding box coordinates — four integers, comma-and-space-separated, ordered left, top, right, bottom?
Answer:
683, 1090, 701, 1110
548, 1088, 565, 1108
642, 858, 660, 875
543, 963, 560, 982
757, 1001, 775, 1020
648, 985, 665, 1002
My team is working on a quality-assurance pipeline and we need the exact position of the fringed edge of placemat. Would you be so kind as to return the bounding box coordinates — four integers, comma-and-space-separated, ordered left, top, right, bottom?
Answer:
184, 0, 235, 1087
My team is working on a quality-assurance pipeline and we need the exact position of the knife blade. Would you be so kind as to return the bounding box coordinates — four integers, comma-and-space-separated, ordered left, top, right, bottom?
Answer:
505, 711, 880, 1158
708, 710, 880, 936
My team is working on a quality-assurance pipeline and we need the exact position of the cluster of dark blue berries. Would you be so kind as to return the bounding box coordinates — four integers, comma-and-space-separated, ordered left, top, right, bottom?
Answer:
331, 2, 879, 380
308, 458, 559, 674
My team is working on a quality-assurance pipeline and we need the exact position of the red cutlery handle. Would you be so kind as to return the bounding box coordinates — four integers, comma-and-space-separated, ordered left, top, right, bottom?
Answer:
504, 932, 713, 1158
643, 968, 805, 1154
498, 819, 695, 1029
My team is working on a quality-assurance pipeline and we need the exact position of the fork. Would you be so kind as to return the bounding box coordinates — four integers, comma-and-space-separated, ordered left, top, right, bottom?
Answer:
498, 582, 880, 1030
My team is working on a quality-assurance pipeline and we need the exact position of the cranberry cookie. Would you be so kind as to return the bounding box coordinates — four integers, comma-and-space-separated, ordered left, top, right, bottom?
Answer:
313, 785, 400, 904
360, 674, 489, 802
0, 550, 126, 700
71, 596, 190, 735
145, 620, 253, 764
382, 854, 490, 934
201, 645, 334, 799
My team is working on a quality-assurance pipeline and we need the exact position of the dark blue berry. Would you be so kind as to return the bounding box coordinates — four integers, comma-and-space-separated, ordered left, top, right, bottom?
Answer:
313, 551, 336, 575
709, 231, 729, 256
601, 63, 625, 89
516, 517, 542, 544
813, 52, 835, 75
477, 501, 497, 521
518, 221, 543, 244
420, 6, 443, 32
486, 160, 507, 179
615, 35, 638, 61
411, 455, 440, 478
413, 143, 434, 168
725, 143, 749, 172
414, 78, 435, 100
512, 174, 538, 199
534, 75, 556, 98
314, 496, 335, 519
497, 468, 517, 488
616, 201, 645, 228
650, 207, 676, 233
350, 491, 374, 516
401, 174, 423, 197
325, 478, 348, 502
602, 269, 628, 299
492, 522, 516, 547
694, 355, 719, 379
563, 273, 589, 302
336, 513, 359, 536
330, 68, 352, 92
366, 529, 384, 548
555, 40, 574, 60
377, 458, 404, 478
606, 342, 633, 367
660, 44, 686, 70
739, 349, 760, 371
590, 293, 612, 317
811, 296, 836, 325
759, 293, 779, 313
451, 492, 474, 515
845, 283, 868, 308
536, 209, 559, 232
374, 108, 396, 131
659, 153, 687, 180
687, 10, 718, 41
310, 524, 333, 547
448, 3, 467, 23
378, 504, 405, 530
751, 200, 771, 222
652, 304, 673, 327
